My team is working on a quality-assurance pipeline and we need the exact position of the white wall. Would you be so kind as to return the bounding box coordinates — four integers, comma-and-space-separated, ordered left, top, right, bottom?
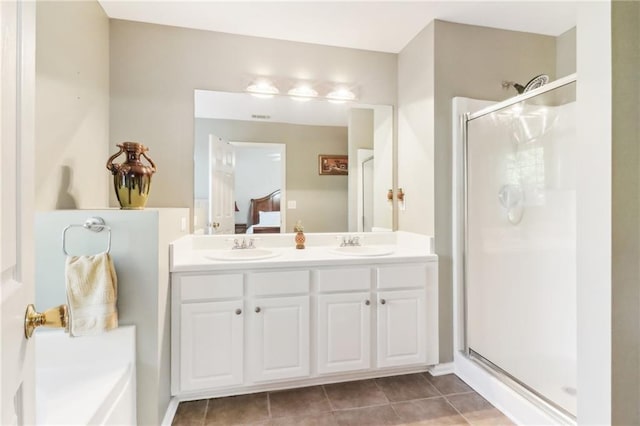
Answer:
110, 19, 397, 212
35, 0, 110, 210
575, 2, 612, 423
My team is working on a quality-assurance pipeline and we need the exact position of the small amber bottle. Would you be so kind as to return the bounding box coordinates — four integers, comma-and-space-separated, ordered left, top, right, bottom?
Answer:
294, 221, 305, 249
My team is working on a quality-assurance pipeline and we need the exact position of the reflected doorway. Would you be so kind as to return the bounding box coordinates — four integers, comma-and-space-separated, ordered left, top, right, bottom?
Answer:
231, 142, 286, 234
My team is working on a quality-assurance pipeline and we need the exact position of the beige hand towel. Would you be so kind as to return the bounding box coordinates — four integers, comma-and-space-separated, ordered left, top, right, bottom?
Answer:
65, 252, 118, 336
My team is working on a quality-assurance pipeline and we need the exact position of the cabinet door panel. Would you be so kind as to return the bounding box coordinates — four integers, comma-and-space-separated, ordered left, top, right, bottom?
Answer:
249, 296, 310, 382
317, 292, 371, 374
180, 301, 243, 392
377, 290, 426, 367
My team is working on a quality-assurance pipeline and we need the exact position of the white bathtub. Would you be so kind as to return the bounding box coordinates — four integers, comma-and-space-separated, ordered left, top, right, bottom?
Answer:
35, 326, 136, 425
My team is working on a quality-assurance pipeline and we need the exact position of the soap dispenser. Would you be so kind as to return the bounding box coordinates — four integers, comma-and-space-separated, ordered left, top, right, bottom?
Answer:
294, 220, 305, 249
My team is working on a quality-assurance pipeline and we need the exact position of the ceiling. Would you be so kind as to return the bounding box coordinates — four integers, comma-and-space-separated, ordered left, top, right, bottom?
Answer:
98, 1, 578, 54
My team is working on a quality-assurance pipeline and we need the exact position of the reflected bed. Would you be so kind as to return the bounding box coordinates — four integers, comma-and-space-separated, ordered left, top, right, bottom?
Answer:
246, 189, 281, 234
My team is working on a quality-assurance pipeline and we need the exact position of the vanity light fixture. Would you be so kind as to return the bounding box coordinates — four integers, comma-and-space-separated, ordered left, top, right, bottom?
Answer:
246, 80, 280, 98
287, 85, 318, 102
326, 88, 356, 103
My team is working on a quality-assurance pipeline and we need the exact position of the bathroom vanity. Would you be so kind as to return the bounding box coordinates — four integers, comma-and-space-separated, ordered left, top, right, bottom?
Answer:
169, 232, 438, 399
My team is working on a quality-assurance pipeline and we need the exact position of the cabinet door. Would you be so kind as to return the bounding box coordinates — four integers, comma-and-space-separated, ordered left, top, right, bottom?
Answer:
248, 296, 310, 382
180, 301, 243, 392
377, 289, 426, 368
317, 292, 371, 374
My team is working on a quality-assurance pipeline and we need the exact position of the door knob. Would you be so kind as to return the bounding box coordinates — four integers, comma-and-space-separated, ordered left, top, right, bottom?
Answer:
212, 222, 220, 229
380, 299, 386, 305
255, 306, 261, 313
235, 308, 242, 315
24, 304, 69, 339
365, 300, 370, 306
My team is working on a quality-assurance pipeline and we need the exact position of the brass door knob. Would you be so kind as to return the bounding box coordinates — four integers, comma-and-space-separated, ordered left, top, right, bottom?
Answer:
24, 304, 69, 339
212, 222, 220, 229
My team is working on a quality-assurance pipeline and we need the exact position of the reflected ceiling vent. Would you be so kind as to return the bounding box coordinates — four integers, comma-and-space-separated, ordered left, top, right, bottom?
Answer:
251, 114, 271, 120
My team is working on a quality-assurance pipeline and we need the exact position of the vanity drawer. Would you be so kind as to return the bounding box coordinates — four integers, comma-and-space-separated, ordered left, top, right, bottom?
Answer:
179, 274, 243, 301
377, 264, 429, 289
316, 267, 371, 292
247, 270, 310, 296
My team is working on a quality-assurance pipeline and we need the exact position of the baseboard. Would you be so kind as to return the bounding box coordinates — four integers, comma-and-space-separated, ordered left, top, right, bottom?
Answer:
161, 397, 180, 426
427, 362, 455, 376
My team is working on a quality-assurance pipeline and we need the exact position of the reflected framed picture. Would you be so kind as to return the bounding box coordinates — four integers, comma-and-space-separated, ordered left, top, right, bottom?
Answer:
318, 155, 348, 175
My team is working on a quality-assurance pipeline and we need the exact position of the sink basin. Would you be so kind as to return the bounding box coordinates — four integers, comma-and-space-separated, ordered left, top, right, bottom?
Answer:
329, 246, 394, 257
206, 248, 280, 261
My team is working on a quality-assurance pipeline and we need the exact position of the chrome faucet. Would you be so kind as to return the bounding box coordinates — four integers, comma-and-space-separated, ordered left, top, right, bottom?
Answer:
232, 238, 255, 250
340, 235, 361, 247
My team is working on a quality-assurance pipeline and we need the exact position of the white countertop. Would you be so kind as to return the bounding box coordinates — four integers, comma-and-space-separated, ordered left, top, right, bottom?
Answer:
170, 231, 437, 273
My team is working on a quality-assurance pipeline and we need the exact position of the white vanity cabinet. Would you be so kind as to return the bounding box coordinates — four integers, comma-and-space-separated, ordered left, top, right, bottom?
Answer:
316, 267, 372, 374
171, 258, 438, 399
246, 271, 310, 382
173, 274, 244, 394
376, 264, 430, 367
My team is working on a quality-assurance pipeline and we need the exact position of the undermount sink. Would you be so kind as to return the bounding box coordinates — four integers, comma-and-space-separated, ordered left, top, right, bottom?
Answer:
206, 248, 280, 261
329, 246, 394, 257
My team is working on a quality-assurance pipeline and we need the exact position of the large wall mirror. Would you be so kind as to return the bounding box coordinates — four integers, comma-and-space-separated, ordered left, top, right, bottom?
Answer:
194, 89, 394, 234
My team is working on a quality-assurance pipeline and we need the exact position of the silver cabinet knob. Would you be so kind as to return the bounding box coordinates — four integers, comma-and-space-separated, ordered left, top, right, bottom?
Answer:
380, 299, 386, 305
365, 300, 370, 306
255, 307, 261, 313
235, 308, 242, 315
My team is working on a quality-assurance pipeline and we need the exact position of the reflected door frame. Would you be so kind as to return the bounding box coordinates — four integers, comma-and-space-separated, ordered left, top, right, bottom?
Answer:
230, 142, 286, 233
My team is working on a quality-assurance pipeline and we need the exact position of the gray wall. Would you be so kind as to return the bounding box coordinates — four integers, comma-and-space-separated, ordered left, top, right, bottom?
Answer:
35, 0, 110, 210
347, 108, 374, 231
611, 2, 640, 424
195, 118, 348, 233
397, 22, 435, 236
556, 27, 577, 78
109, 19, 397, 212
398, 20, 557, 363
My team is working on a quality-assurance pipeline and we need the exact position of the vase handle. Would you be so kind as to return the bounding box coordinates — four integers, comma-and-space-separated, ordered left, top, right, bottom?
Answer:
106, 145, 125, 174
141, 151, 157, 173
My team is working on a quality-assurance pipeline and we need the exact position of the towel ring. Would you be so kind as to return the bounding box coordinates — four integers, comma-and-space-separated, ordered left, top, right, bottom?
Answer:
62, 217, 112, 256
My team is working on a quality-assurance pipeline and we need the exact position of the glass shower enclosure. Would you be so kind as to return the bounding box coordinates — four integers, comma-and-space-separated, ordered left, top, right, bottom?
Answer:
463, 76, 577, 419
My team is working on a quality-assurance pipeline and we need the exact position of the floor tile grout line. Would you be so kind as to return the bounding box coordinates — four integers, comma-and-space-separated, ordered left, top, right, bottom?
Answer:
420, 371, 445, 398
320, 384, 336, 412
372, 377, 391, 405
442, 393, 475, 425
267, 392, 272, 418
202, 399, 209, 426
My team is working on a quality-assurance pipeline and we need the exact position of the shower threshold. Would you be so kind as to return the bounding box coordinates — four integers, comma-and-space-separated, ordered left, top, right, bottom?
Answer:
466, 348, 577, 425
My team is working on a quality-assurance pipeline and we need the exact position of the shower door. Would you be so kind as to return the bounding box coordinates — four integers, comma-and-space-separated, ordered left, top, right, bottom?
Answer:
464, 79, 577, 417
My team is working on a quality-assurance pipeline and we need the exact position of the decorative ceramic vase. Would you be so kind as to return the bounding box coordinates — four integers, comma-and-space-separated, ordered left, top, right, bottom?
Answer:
106, 142, 157, 209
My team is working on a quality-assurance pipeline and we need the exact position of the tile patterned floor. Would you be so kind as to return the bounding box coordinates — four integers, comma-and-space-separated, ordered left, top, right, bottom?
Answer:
172, 372, 514, 426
